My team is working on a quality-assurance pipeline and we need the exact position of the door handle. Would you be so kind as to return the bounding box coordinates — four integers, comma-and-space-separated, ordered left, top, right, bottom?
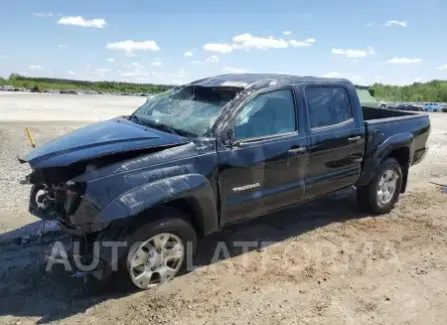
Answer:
288, 147, 306, 155
348, 136, 362, 142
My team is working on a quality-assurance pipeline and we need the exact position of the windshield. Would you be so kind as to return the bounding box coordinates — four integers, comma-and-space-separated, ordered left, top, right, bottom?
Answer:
130, 85, 239, 137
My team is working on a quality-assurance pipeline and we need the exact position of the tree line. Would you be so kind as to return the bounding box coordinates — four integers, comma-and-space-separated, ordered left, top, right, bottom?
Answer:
371, 80, 447, 102
1, 74, 447, 102
0, 74, 172, 94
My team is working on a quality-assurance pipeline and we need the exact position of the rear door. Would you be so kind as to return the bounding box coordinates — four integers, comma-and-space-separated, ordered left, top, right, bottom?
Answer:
302, 85, 365, 200
217, 87, 308, 225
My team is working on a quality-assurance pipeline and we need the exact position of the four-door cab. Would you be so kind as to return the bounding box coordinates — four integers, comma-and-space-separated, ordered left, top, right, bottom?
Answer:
19, 74, 430, 290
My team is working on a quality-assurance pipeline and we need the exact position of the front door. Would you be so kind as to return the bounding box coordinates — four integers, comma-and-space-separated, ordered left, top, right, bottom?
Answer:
217, 88, 308, 225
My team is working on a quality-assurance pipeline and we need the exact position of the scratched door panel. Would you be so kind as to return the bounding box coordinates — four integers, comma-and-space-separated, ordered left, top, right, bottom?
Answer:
217, 134, 307, 225
305, 126, 365, 200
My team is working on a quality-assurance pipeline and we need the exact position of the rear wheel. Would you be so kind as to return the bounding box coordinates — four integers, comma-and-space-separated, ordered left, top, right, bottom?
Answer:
357, 158, 403, 214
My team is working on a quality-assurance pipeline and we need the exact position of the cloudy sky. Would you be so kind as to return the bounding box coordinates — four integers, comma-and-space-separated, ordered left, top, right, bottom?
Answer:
1, 0, 446, 85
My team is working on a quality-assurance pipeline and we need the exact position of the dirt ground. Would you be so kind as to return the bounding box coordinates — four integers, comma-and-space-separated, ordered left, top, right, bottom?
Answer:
1, 93, 447, 325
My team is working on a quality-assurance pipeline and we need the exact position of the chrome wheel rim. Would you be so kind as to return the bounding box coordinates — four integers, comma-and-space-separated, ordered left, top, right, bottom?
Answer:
377, 169, 398, 206
128, 233, 184, 289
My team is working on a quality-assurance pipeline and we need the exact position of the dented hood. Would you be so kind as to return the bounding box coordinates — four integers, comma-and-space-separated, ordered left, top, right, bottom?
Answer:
19, 117, 189, 168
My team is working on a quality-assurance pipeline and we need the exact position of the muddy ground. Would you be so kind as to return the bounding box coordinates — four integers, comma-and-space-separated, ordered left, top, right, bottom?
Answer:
1, 93, 446, 325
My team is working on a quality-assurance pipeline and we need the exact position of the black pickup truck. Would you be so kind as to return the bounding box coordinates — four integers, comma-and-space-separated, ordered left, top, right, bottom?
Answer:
19, 74, 430, 290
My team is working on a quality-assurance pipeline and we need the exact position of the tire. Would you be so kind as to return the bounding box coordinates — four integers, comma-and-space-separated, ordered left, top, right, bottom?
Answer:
380, 104, 387, 110
356, 158, 403, 214
109, 207, 198, 291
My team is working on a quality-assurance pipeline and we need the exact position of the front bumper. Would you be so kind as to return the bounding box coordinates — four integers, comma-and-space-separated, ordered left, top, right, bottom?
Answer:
44, 236, 109, 281
28, 188, 110, 236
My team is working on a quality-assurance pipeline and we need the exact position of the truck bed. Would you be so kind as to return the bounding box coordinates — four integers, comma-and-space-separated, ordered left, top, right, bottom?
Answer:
362, 106, 430, 167
362, 106, 424, 122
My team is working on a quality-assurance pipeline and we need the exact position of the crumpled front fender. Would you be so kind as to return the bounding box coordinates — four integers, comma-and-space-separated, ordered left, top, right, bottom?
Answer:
95, 174, 218, 235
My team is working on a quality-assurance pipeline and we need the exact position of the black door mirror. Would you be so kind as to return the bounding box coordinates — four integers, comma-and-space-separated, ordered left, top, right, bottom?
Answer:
368, 88, 375, 97
222, 128, 234, 147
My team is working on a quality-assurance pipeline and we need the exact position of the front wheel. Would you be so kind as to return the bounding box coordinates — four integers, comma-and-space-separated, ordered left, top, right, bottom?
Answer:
113, 207, 198, 291
357, 158, 403, 214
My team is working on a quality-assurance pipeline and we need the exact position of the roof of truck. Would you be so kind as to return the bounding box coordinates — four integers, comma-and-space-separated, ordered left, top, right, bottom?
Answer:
188, 73, 352, 89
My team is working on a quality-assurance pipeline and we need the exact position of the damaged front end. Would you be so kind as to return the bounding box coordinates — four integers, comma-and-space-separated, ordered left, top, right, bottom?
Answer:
18, 117, 198, 282
24, 163, 93, 234
22, 163, 110, 280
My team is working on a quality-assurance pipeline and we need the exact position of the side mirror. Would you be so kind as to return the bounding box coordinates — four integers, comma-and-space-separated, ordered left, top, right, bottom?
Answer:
368, 88, 375, 97
222, 128, 234, 147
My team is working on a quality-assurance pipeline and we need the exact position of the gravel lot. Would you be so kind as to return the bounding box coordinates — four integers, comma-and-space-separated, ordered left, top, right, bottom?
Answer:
1, 93, 447, 325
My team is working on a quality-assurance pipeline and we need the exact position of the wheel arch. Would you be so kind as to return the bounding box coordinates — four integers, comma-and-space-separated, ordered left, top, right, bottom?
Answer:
97, 174, 219, 238
356, 132, 414, 190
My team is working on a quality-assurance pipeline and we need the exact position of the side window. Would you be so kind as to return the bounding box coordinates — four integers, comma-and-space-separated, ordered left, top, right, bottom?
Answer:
233, 89, 296, 140
305, 87, 353, 128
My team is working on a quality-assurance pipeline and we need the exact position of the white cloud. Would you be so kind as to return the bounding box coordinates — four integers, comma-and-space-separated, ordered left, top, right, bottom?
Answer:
68, 71, 76, 76
289, 38, 316, 47
203, 43, 233, 54
184, 51, 193, 57
365, 23, 374, 28
151, 58, 163, 67
58, 44, 68, 49
106, 40, 160, 56
331, 46, 375, 58
0, 55, 6, 59
437, 65, 447, 70
384, 20, 408, 27
57, 16, 107, 28
222, 67, 250, 74
33, 12, 53, 17
106, 58, 115, 62
29, 64, 44, 70
204, 33, 316, 53
205, 55, 219, 63
283, 31, 292, 35
232, 33, 288, 50
386, 57, 421, 64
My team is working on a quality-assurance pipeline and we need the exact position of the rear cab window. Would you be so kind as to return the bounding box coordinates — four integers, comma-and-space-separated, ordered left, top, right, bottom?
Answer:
304, 86, 353, 128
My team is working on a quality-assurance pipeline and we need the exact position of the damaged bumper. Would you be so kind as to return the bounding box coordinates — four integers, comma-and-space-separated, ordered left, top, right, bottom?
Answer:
44, 236, 110, 281
26, 179, 109, 236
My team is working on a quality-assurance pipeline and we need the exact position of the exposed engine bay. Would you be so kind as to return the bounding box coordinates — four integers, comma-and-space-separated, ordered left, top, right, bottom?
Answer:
27, 164, 91, 222
24, 147, 165, 223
